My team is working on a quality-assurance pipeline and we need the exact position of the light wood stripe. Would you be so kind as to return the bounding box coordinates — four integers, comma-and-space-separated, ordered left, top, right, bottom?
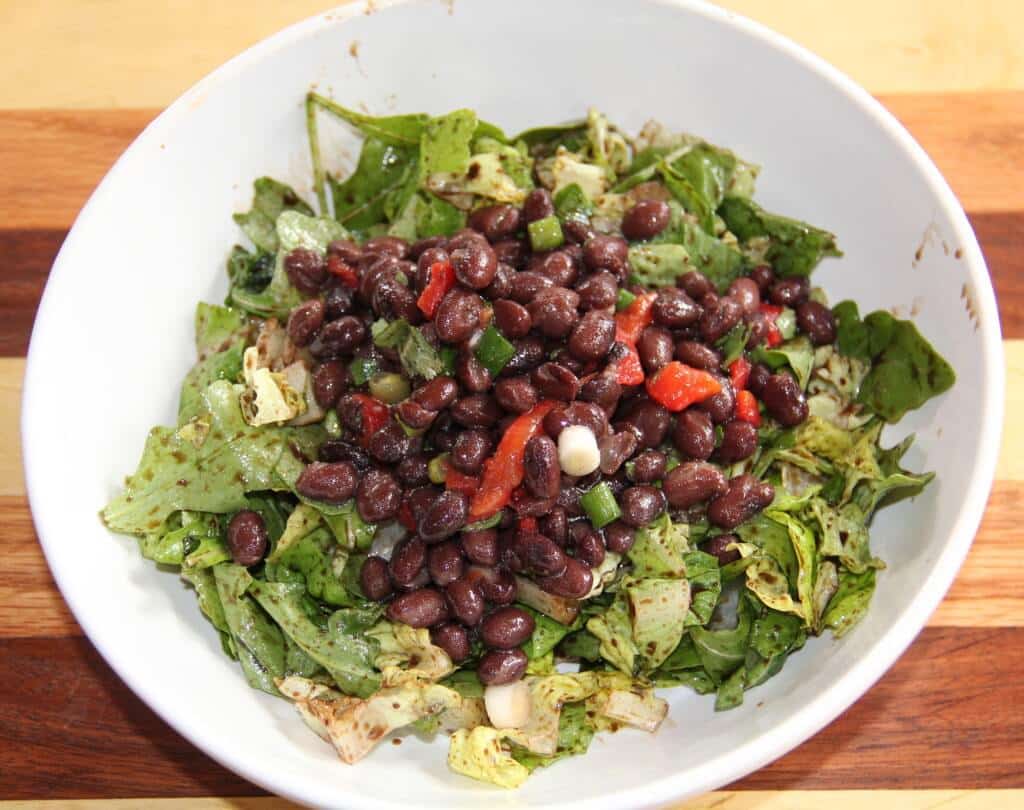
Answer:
2, 792, 1022, 810
2, 1, 1023, 109
0, 96, 1020, 233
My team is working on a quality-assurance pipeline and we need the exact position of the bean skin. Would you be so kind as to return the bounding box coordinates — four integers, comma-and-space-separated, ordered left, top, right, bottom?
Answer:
539, 508, 568, 547
418, 490, 469, 543
511, 531, 568, 577
622, 200, 670, 241
675, 340, 721, 372
451, 394, 502, 428
397, 399, 437, 431
631, 450, 667, 483
495, 376, 539, 414
717, 420, 759, 463
296, 462, 358, 504
460, 529, 499, 566
703, 534, 741, 565
284, 248, 328, 295
226, 510, 268, 566
287, 299, 324, 347
568, 310, 616, 362
536, 557, 594, 599
762, 373, 809, 426
598, 430, 638, 476
450, 429, 493, 475
355, 469, 402, 522
434, 289, 481, 344
533, 362, 580, 402
602, 520, 635, 554
708, 474, 775, 529
466, 565, 518, 604
523, 435, 561, 499
492, 299, 532, 339
312, 360, 348, 409
431, 623, 471, 662
582, 235, 629, 273
456, 352, 493, 393
427, 540, 465, 587
796, 300, 837, 345
359, 555, 393, 601
652, 287, 701, 328
390, 537, 428, 586
451, 242, 499, 289
483, 261, 516, 299
468, 204, 522, 242
522, 188, 555, 223
700, 295, 744, 343
573, 528, 606, 567
663, 461, 728, 508
386, 588, 449, 628
620, 485, 667, 527
480, 606, 536, 649
445, 577, 486, 625
477, 648, 528, 685
769, 277, 809, 307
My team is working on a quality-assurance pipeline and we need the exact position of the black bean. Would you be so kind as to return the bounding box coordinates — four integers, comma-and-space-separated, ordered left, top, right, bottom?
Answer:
360, 555, 393, 601
744, 311, 771, 349
762, 373, 809, 426
769, 277, 810, 307
284, 247, 328, 295
450, 429, 493, 475
416, 246, 450, 289
309, 316, 366, 359
397, 399, 437, 431
620, 485, 666, 527
532, 362, 580, 401
699, 377, 736, 424
390, 537, 428, 586
480, 606, 535, 650
797, 300, 837, 345
405, 485, 441, 524
387, 588, 448, 628
703, 534, 741, 565
318, 440, 370, 470
598, 431, 637, 476
582, 235, 629, 273
358, 255, 401, 301
575, 271, 618, 310
296, 461, 358, 504
675, 340, 721, 372
445, 577, 486, 625
226, 510, 268, 566
619, 399, 671, 448
522, 188, 555, 223
431, 623, 471, 662
523, 436, 560, 499
494, 376, 539, 414
287, 299, 324, 347
727, 277, 761, 315
536, 557, 594, 599
460, 528, 499, 566
509, 271, 554, 304
469, 204, 522, 242
419, 489, 469, 543
367, 420, 411, 464
492, 299, 532, 339
328, 238, 363, 264
323, 284, 354, 319
466, 565, 518, 604
700, 295, 744, 343
447, 228, 490, 252
568, 310, 616, 362
673, 408, 716, 460
651, 287, 700, 328
631, 450, 667, 483
539, 508, 568, 547
477, 648, 528, 685
638, 326, 674, 373
749, 265, 775, 292
427, 540, 465, 587
528, 287, 580, 339
708, 474, 775, 529
663, 461, 728, 508
455, 352, 493, 393
410, 235, 448, 259
567, 401, 609, 437
355, 469, 402, 522
748, 363, 771, 397
492, 241, 526, 272
408, 376, 455, 412
451, 242, 499, 290
311, 360, 348, 409
483, 261, 516, 299
717, 420, 759, 463
573, 527, 606, 567
563, 217, 597, 245
434, 289, 482, 344
394, 454, 430, 488
364, 235, 410, 260
579, 373, 622, 410
543, 405, 573, 439
678, 270, 714, 300
602, 520, 636, 554
451, 394, 501, 428
504, 336, 546, 374
620, 199, 670, 240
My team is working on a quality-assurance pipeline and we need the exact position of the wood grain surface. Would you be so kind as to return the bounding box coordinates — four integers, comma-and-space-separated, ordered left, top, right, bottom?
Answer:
2, 1, 1022, 807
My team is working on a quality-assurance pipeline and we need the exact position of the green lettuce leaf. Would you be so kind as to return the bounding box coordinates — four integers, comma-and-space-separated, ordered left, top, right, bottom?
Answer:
232, 178, 313, 253
178, 303, 247, 424
627, 513, 689, 578
213, 564, 286, 695
628, 218, 744, 292
751, 336, 815, 391
309, 96, 428, 146
586, 595, 636, 675
511, 701, 595, 772
822, 568, 876, 636
627, 577, 690, 670
371, 318, 445, 381
331, 137, 418, 230
420, 109, 477, 178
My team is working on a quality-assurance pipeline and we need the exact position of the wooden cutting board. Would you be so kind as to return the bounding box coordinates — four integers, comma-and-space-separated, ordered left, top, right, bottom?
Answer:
2, 1, 1023, 807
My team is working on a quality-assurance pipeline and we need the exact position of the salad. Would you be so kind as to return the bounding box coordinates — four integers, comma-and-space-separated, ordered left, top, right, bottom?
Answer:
102, 96, 955, 788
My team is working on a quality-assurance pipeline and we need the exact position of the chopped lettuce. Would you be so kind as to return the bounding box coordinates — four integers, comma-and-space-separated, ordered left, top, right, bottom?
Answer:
371, 318, 445, 381
449, 726, 530, 788
232, 177, 313, 254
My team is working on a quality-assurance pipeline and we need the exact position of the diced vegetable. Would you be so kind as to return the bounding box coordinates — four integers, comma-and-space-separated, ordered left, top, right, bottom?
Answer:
645, 362, 722, 412
368, 372, 410, 404
475, 324, 517, 377
580, 481, 622, 528
615, 288, 636, 311
527, 216, 565, 251
735, 390, 762, 426
349, 357, 378, 387
417, 261, 456, 318
557, 424, 601, 476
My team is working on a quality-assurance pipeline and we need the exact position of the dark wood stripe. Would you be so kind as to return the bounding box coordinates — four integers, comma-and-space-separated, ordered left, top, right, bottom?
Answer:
1, 213, 1020, 356
0, 628, 1020, 798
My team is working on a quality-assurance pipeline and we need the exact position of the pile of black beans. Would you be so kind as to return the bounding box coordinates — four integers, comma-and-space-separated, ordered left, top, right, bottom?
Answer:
224, 188, 838, 685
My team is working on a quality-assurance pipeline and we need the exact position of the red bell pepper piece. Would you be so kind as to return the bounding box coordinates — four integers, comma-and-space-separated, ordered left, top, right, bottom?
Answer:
614, 293, 656, 385
445, 464, 482, 498
327, 254, 359, 289
759, 303, 783, 347
735, 389, 762, 427
417, 261, 456, 318
468, 400, 558, 521
729, 357, 752, 391
645, 361, 722, 412
348, 393, 390, 448
517, 515, 538, 534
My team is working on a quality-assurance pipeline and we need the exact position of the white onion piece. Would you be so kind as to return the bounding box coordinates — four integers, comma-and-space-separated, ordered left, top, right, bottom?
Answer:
484, 681, 532, 729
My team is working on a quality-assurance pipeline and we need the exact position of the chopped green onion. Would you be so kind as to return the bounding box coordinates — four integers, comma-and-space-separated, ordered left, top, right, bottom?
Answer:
463, 511, 503, 532
440, 346, 458, 376
368, 372, 410, 404
615, 288, 637, 311
428, 453, 450, 485
580, 482, 622, 529
528, 215, 564, 251
474, 324, 516, 377
776, 307, 797, 340
323, 409, 341, 438
349, 357, 378, 386
624, 460, 637, 481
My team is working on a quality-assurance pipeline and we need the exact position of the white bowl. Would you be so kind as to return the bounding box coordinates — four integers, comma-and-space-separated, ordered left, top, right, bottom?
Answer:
22, 1, 1003, 807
